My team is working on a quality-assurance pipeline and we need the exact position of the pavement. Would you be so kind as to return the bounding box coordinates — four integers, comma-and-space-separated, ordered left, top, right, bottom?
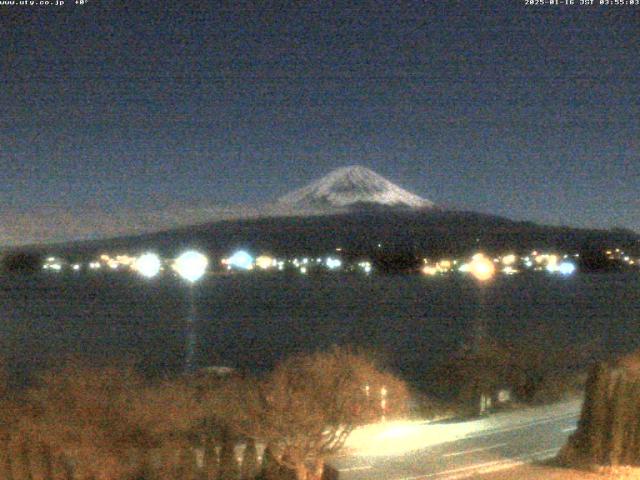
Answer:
328, 398, 583, 480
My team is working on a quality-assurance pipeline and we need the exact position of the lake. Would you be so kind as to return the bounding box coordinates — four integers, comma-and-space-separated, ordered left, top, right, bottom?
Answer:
1, 271, 638, 386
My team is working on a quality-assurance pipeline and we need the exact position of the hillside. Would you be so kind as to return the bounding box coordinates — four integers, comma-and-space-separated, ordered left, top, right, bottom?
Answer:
26, 209, 639, 262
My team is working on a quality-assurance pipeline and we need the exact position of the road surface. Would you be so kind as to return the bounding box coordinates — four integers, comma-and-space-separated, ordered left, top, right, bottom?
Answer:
329, 398, 582, 480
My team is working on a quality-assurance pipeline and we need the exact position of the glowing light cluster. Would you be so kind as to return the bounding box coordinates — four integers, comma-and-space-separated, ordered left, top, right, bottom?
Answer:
502, 254, 517, 266
558, 261, 576, 276
43, 256, 63, 272
227, 250, 254, 270
174, 250, 208, 282
43, 261, 62, 272
422, 266, 438, 276
358, 261, 372, 274
468, 253, 496, 282
422, 259, 454, 276
134, 253, 162, 278
325, 257, 342, 270
437, 260, 452, 271
98, 253, 136, 270
255, 255, 276, 270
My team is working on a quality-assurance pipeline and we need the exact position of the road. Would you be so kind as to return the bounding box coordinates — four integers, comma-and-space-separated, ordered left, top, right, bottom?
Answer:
328, 398, 582, 480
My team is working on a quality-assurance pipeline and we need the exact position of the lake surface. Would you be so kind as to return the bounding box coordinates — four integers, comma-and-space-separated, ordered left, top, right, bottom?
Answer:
1, 271, 639, 386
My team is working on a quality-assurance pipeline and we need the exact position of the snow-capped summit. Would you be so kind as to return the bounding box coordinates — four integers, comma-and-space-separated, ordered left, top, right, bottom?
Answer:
276, 165, 434, 211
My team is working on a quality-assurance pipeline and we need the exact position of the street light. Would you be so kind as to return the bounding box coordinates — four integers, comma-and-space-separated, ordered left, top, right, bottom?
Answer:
134, 252, 162, 278
174, 250, 208, 283
174, 250, 209, 372
469, 253, 496, 283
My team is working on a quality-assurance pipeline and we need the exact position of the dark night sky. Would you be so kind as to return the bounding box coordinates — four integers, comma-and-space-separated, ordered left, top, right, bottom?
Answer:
1, 1, 639, 245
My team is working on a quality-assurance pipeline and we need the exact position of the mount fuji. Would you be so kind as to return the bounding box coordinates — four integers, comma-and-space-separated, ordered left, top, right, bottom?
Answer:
274, 166, 435, 212
9, 166, 638, 261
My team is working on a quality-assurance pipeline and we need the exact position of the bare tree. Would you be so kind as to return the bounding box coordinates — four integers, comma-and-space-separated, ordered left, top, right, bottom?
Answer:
7, 363, 208, 480
240, 438, 258, 480
439, 330, 599, 410
0, 350, 407, 480
218, 347, 409, 480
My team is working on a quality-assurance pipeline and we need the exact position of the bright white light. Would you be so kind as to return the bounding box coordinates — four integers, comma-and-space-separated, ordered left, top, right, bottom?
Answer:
44, 263, 62, 272
558, 261, 576, 276
326, 257, 342, 270
174, 251, 208, 282
359, 261, 372, 274
72, 264, 81, 271
227, 250, 253, 270
135, 253, 162, 278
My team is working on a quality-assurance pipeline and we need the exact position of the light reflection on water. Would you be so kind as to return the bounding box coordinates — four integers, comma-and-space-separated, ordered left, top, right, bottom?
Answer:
0, 272, 638, 384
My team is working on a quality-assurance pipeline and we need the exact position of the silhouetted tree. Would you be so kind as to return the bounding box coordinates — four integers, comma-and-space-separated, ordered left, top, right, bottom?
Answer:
218, 426, 239, 480
240, 438, 258, 480
438, 327, 598, 410
1, 252, 41, 274
561, 352, 640, 467
257, 446, 279, 480
203, 433, 219, 480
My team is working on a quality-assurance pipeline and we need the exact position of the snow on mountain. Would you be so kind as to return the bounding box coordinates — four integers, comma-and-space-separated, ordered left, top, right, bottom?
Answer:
275, 165, 435, 211
1, 167, 433, 247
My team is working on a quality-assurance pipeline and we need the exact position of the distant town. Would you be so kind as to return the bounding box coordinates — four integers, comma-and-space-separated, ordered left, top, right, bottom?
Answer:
31, 246, 639, 280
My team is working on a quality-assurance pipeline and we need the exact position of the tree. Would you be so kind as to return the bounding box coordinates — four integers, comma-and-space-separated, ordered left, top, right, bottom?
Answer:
437, 331, 598, 411
222, 347, 409, 480
0, 252, 41, 274
258, 446, 280, 480
9, 363, 208, 480
240, 438, 258, 480
218, 426, 239, 480
560, 351, 640, 468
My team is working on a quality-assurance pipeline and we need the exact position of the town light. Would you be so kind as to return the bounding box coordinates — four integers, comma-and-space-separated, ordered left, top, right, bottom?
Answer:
325, 257, 342, 270
227, 250, 254, 270
255, 255, 275, 270
502, 254, 516, 266
134, 253, 161, 278
422, 265, 438, 276
558, 261, 576, 276
469, 253, 495, 282
174, 250, 208, 283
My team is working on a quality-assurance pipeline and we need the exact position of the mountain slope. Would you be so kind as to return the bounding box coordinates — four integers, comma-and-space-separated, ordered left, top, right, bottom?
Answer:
275, 165, 435, 211
41, 209, 640, 263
